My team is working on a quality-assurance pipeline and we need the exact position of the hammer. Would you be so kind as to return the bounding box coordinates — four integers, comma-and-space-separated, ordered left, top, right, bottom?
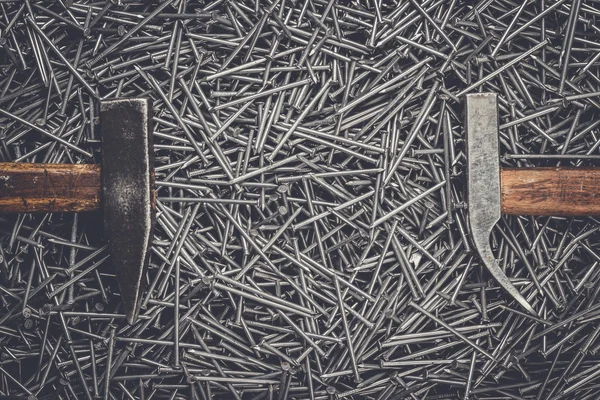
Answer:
0, 98, 155, 324
465, 93, 600, 316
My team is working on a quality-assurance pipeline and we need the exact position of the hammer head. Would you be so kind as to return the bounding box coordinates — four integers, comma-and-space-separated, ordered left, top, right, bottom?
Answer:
465, 93, 536, 316
100, 98, 155, 324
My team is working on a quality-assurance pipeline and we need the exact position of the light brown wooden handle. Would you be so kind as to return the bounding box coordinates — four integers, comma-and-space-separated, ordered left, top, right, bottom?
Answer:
501, 167, 600, 216
0, 163, 101, 213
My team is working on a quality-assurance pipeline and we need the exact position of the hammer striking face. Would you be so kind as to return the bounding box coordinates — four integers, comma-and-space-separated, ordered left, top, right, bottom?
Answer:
0, 98, 155, 325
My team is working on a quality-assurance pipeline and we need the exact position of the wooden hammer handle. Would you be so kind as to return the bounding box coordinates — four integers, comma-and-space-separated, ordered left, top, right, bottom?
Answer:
501, 167, 600, 216
0, 163, 101, 213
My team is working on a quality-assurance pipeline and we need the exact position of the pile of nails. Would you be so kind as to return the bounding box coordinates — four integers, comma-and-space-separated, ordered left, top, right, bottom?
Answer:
2, 0, 600, 399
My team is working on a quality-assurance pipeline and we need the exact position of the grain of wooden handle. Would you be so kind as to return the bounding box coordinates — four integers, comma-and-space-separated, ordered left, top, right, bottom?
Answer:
501, 167, 600, 216
0, 163, 101, 213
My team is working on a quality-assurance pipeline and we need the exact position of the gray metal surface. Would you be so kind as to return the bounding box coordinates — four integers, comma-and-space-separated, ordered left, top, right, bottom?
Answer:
465, 93, 537, 316
466, 93, 536, 316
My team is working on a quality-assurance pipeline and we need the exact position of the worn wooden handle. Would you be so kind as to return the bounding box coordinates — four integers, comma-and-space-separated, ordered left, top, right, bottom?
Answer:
501, 167, 600, 216
0, 163, 101, 213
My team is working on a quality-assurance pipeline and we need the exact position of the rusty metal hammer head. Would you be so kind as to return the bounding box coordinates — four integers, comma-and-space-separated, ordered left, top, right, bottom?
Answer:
100, 98, 155, 324
465, 93, 537, 317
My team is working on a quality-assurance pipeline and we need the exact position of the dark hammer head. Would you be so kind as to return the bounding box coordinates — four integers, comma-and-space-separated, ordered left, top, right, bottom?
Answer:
100, 98, 155, 324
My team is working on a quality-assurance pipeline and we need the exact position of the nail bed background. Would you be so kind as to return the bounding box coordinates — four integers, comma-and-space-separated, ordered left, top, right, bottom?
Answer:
0, 1, 599, 399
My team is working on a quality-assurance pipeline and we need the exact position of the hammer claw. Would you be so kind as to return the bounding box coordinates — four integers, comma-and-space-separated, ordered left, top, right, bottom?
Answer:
473, 231, 537, 317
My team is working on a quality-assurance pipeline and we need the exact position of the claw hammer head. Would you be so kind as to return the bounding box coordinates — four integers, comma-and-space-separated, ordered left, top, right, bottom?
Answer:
100, 98, 155, 324
465, 93, 537, 316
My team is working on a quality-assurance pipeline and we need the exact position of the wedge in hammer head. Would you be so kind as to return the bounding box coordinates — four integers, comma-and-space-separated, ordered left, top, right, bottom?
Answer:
0, 98, 155, 324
